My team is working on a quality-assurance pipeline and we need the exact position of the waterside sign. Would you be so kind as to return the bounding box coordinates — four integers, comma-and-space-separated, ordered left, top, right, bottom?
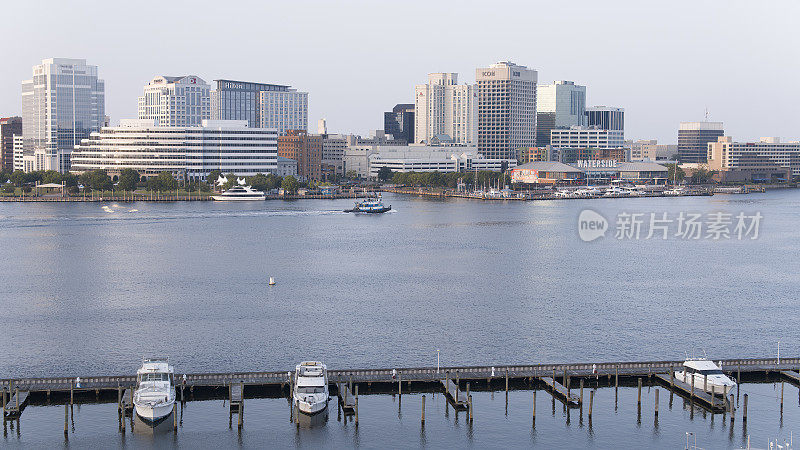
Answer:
576, 159, 618, 169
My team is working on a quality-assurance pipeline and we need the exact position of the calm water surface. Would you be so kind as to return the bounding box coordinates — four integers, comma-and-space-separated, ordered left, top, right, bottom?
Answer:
1, 191, 799, 447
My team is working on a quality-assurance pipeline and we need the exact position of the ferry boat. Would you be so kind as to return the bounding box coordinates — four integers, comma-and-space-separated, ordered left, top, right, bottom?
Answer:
344, 196, 391, 213
133, 357, 176, 424
293, 361, 329, 415
211, 185, 266, 201
674, 359, 737, 396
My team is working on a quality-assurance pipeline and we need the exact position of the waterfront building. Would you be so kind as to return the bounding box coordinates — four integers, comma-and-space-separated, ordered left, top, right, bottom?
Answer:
276, 156, 298, 177
259, 88, 308, 136
211, 79, 291, 129
625, 139, 677, 161
476, 62, 537, 160
555, 147, 628, 165
278, 130, 322, 181
516, 146, 552, 164
138, 75, 210, 127
0, 116, 22, 172
536, 81, 586, 146
414, 73, 475, 145
510, 160, 667, 185
585, 106, 624, 132
70, 119, 277, 180
678, 121, 724, 163
384, 104, 415, 144
12, 135, 25, 171
707, 136, 800, 181
550, 126, 625, 150
22, 58, 105, 173
322, 133, 359, 176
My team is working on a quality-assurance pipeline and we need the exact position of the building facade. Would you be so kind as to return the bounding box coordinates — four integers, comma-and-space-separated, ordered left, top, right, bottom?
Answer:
414, 73, 476, 145
550, 126, 625, 149
22, 58, 105, 173
626, 139, 677, 161
70, 119, 277, 180
0, 116, 22, 172
366, 146, 516, 179
138, 75, 210, 127
585, 106, 624, 132
384, 104, 414, 143
536, 81, 586, 146
678, 121, 724, 163
277, 130, 322, 181
708, 136, 800, 179
276, 156, 298, 177
476, 62, 537, 160
211, 79, 291, 129
12, 135, 25, 171
260, 89, 308, 136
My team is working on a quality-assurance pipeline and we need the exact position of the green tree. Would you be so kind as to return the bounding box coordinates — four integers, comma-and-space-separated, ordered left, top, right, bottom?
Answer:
156, 171, 178, 191
118, 168, 140, 191
89, 170, 112, 191
10, 170, 27, 187
206, 170, 222, 190
281, 175, 299, 194
146, 176, 161, 192
61, 173, 78, 188
41, 170, 61, 184
222, 173, 237, 190
377, 166, 393, 182
666, 164, 685, 184
0, 170, 9, 184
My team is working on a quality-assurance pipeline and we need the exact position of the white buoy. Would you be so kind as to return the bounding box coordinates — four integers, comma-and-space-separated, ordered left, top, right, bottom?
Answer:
269, 277, 275, 286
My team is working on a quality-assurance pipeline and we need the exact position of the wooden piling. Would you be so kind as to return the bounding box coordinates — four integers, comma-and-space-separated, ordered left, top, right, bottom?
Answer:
294, 400, 299, 425
238, 400, 243, 429
690, 374, 695, 399
742, 393, 748, 422
703, 374, 707, 393
398, 371, 402, 397
654, 389, 659, 416
70, 381, 74, 405
174, 404, 179, 431
637, 378, 642, 405
532, 390, 536, 422
615, 366, 619, 390
16, 388, 19, 411
588, 390, 594, 417
729, 394, 735, 422
64, 403, 68, 436
737, 365, 741, 401
421, 395, 425, 424
117, 386, 122, 414
468, 394, 473, 422
505, 368, 509, 392
670, 367, 674, 387
355, 385, 359, 426
2, 387, 5, 415
466, 382, 470, 400
781, 381, 784, 411
580, 379, 584, 410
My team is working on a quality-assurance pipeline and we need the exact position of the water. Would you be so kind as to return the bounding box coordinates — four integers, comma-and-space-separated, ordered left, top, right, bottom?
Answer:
1, 191, 799, 447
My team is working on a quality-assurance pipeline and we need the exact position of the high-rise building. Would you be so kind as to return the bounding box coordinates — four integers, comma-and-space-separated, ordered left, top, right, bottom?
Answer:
22, 58, 105, 173
260, 89, 308, 136
211, 79, 290, 129
278, 130, 322, 181
678, 121, 724, 163
414, 73, 475, 145
70, 119, 277, 180
476, 62, 537, 160
708, 136, 799, 179
550, 126, 625, 150
0, 116, 22, 172
585, 106, 624, 132
384, 104, 415, 143
536, 81, 586, 146
138, 75, 210, 127
13, 135, 25, 171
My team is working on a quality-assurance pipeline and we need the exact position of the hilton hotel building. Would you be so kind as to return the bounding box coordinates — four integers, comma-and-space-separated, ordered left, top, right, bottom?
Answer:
476, 62, 537, 160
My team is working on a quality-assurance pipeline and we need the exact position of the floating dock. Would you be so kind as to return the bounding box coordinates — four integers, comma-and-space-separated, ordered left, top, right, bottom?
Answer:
540, 377, 581, 407
336, 383, 356, 414
654, 373, 728, 413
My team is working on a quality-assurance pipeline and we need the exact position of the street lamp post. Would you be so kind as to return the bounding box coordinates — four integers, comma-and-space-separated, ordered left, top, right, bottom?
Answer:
437, 349, 440, 374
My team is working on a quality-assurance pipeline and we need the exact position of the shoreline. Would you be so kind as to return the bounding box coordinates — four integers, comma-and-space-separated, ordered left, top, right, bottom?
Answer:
0, 192, 372, 202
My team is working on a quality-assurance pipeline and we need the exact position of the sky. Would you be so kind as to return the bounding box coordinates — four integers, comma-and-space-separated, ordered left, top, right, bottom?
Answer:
2, 0, 798, 143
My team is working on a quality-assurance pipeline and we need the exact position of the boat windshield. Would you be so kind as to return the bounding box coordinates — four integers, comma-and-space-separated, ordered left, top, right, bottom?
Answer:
297, 386, 325, 393
699, 369, 724, 375
140, 373, 170, 382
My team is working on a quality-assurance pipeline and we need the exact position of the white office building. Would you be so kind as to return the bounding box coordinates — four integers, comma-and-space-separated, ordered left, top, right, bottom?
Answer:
70, 119, 277, 180
550, 126, 625, 149
476, 61, 537, 160
260, 89, 308, 135
138, 75, 210, 127
21, 58, 105, 172
414, 73, 476, 145
536, 81, 586, 146
708, 136, 800, 177
12, 135, 24, 171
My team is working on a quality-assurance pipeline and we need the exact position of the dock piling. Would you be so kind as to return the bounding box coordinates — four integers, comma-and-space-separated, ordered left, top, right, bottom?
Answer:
670, 367, 674, 387
637, 378, 642, 405
64, 403, 68, 436
532, 390, 536, 423
730, 394, 735, 422
468, 394, 473, 422
421, 395, 425, 424
781, 381, 784, 412
615, 366, 619, 390
294, 400, 299, 425
703, 374, 707, 393
588, 390, 594, 418
580, 379, 584, 411
505, 368, 509, 392
398, 371, 402, 397
690, 374, 695, 400
355, 385, 359, 426
743, 393, 748, 422
70, 381, 73, 406
174, 404, 178, 431
654, 389, 659, 416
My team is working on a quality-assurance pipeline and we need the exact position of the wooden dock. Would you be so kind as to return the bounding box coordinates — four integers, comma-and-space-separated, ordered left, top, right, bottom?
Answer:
780, 370, 800, 385
119, 388, 134, 416
654, 373, 728, 413
440, 377, 469, 410
3, 390, 30, 419
336, 383, 356, 413
540, 377, 580, 406
229, 383, 244, 413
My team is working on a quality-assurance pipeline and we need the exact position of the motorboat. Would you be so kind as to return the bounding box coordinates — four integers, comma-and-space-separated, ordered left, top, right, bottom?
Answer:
575, 187, 601, 197
674, 359, 737, 396
133, 357, 176, 424
212, 185, 266, 201
664, 186, 687, 196
344, 196, 391, 213
293, 361, 329, 415
603, 186, 626, 197
553, 190, 574, 198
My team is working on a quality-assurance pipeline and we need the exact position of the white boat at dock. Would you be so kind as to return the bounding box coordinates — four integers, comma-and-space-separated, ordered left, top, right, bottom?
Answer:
674, 359, 736, 397
293, 361, 329, 415
211, 185, 266, 201
133, 357, 176, 425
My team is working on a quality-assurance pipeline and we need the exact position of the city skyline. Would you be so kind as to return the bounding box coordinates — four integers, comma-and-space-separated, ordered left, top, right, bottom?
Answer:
1, 1, 799, 144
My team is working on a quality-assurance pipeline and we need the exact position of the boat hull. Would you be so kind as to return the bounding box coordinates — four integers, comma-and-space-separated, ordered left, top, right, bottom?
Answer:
295, 397, 328, 415
344, 206, 392, 213
211, 195, 266, 201
134, 401, 174, 425
674, 371, 736, 396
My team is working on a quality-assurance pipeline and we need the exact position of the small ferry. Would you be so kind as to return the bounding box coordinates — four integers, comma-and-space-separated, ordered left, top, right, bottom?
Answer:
212, 185, 266, 201
293, 361, 329, 415
133, 357, 176, 424
674, 359, 737, 396
344, 196, 391, 213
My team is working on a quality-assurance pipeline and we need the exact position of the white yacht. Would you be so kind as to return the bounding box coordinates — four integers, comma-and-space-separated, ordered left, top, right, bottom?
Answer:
553, 189, 574, 198
211, 185, 266, 201
293, 361, 329, 415
664, 186, 687, 196
133, 357, 176, 424
575, 187, 601, 197
674, 359, 737, 396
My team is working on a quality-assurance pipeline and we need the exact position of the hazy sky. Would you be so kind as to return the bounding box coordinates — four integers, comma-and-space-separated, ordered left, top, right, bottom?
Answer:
2, 0, 798, 143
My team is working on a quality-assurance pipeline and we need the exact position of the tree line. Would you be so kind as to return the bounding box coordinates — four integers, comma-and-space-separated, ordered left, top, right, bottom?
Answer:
389, 170, 510, 188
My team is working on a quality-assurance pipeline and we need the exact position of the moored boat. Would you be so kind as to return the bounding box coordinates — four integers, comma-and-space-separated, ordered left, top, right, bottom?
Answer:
293, 361, 329, 415
674, 359, 736, 396
212, 185, 266, 201
133, 357, 176, 425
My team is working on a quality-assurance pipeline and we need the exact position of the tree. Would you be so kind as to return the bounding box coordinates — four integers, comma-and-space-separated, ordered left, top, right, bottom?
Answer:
156, 171, 178, 191
118, 168, 140, 191
88, 170, 112, 191
206, 170, 222, 190
666, 164, 685, 184
41, 170, 61, 184
377, 166, 393, 182
222, 173, 237, 190
281, 175, 299, 194
10, 170, 27, 187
